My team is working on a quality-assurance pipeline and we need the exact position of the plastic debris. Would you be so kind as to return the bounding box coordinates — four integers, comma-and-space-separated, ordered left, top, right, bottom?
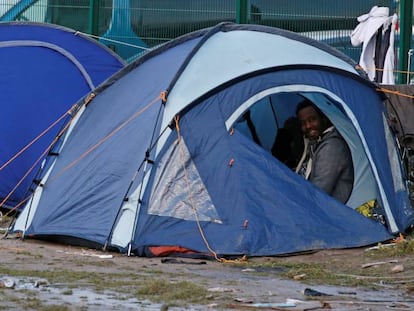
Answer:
208, 287, 237, 292
229, 299, 327, 310
34, 279, 50, 287
303, 287, 332, 296
207, 303, 219, 308
56, 249, 113, 259
241, 268, 256, 272
387, 302, 411, 309
364, 243, 396, 251
251, 302, 296, 308
293, 273, 306, 280
234, 297, 254, 303
391, 264, 404, 273
0, 278, 15, 289
233, 302, 296, 308
362, 259, 398, 268
337, 290, 357, 295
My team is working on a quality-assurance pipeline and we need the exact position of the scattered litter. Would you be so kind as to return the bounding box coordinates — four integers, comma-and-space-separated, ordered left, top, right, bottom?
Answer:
230, 302, 296, 309
0, 278, 15, 289
160, 258, 206, 265
207, 287, 237, 293
286, 298, 328, 309
234, 297, 254, 303
228, 299, 327, 310
391, 264, 404, 273
337, 290, 357, 295
386, 302, 412, 309
379, 279, 414, 285
286, 298, 307, 304
303, 287, 332, 297
248, 302, 297, 308
34, 279, 49, 288
56, 249, 113, 259
362, 260, 399, 268
392, 233, 405, 243
375, 281, 397, 288
326, 300, 413, 309
241, 268, 256, 272
293, 273, 306, 280
365, 243, 397, 252
207, 303, 219, 308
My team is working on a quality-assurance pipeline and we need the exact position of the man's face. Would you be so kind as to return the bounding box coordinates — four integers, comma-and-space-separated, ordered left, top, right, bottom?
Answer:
298, 106, 326, 140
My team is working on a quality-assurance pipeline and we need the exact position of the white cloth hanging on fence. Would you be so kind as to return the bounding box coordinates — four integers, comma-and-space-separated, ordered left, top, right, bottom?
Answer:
350, 6, 397, 84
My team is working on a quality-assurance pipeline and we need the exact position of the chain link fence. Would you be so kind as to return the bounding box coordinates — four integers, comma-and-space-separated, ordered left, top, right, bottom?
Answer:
0, 0, 397, 61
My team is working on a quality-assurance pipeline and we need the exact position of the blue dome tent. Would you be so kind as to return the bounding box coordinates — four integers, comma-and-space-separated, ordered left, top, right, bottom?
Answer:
0, 22, 125, 209
13, 23, 414, 257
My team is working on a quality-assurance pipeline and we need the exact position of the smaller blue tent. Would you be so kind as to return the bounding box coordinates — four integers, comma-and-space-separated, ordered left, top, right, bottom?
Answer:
13, 23, 414, 257
0, 22, 125, 209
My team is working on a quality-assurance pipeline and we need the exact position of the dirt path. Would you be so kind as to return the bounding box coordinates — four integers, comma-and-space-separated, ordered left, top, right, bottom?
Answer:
0, 236, 413, 310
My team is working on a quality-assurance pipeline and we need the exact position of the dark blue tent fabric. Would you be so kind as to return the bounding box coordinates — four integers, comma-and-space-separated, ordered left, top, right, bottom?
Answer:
213, 68, 414, 232
0, 22, 125, 208
13, 23, 413, 257
133, 68, 393, 256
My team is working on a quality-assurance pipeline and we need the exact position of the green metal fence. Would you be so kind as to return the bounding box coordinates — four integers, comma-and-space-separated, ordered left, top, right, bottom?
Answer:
0, 0, 399, 62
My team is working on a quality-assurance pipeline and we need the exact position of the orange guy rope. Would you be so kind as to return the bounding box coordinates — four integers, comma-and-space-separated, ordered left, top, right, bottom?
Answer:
379, 87, 414, 99
0, 104, 76, 171
174, 117, 246, 263
49, 93, 164, 182
0, 113, 76, 209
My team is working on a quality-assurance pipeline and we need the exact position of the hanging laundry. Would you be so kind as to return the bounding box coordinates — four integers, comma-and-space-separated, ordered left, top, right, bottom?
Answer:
351, 6, 397, 84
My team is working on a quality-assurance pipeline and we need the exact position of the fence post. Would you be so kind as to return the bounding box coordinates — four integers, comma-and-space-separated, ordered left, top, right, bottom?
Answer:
398, 0, 413, 84
236, 0, 249, 24
89, 0, 100, 36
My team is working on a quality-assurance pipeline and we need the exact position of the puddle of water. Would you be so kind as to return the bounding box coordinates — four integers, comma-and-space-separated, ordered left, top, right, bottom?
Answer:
1, 276, 210, 310
2, 270, 413, 310
183, 265, 414, 310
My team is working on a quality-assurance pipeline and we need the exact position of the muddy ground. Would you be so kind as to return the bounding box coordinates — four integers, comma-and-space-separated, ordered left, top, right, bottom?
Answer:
0, 232, 413, 311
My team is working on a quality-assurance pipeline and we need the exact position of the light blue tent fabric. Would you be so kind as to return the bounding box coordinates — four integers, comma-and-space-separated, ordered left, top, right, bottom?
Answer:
13, 23, 414, 257
0, 22, 125, 208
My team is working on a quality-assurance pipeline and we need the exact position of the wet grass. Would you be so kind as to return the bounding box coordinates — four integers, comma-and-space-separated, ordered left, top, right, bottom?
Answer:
1, 234, 413, 309
242, 260, 369, 287
0, 290, 70, 311
0, 265, 213, 308
135, 279, 208, 305
364, 237, 414, 259
238, 235, 414, 289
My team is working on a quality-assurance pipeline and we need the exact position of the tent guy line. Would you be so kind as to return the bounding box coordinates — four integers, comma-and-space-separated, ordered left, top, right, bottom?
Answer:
0, 104, 75, 171
1, 109, 76, 213
48, 93, 163, 185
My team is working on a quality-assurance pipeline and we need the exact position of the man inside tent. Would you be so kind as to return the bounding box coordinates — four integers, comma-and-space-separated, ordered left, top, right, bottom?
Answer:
295, 99, 354, 203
